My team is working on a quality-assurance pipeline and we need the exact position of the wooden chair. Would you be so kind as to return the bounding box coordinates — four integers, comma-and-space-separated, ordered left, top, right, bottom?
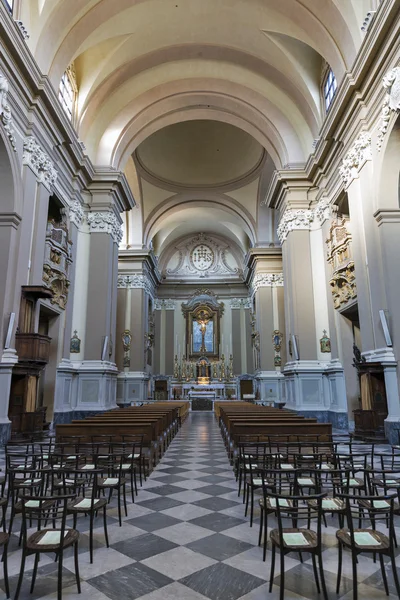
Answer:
67, 468, 109, 563
14, 495, 81, 600
269, 492, 328, 600
258, 469, 296, 562
336, 493, 400, 600
95, 452, 128, 526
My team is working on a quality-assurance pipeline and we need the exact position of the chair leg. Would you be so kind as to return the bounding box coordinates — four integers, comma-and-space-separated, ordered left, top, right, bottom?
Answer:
74, 542, 81, 594
57, 549, 63, 600
390, 552, 400, 598
103, 506, 109, 548
379, 554, 389, 596
123, 484, 128, 516
279, 550, 285, 600
89, 511, 94, 564
269, 543, 276, 592
351, 551, 358, 600
250, 488, 254, 527
14, 548, 27, 600
258, 509, 263, 546
336, 542, 342, 594
318, 551, 328, 600
30, 553, 40, 593
117, 487, 122, 526
311, 554, 320, 593
134, 471, 138, 496
2, 543, 9, 599
130, 473, 134, 504
263, 512, 268, 562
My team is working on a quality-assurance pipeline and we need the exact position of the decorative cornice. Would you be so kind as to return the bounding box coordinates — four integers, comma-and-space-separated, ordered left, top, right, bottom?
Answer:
339, 132, 372, 188
69, 201, 84, 228
277, 209, 314, 243
0, 71, 16, 152
252, 273, 284, 295
87, 211, 122, 244
117, 274, 154, 297
14, 20, 29, 40
377, 67, 400, 151
154, 299, 175, 310
230, 298, 252, 309
22, 136, 57, 189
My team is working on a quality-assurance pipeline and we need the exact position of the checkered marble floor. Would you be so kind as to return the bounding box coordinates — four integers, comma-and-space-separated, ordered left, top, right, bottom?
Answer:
1, 414, 400, 600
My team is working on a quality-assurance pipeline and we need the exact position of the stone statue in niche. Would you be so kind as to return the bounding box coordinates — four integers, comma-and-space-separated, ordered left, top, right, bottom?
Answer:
320, 330, 331, 353
70, 330, 81, 353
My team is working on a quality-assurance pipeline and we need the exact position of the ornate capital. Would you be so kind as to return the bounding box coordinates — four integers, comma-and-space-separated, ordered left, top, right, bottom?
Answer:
339, 132, 372, 187
377, 66, 400, 151
117, 273, 154, 297
0, 71, 17, 152
23, 136, 57, 189
69, 200, 84, 228
87, 211, 122, 244
154, 299, 175, 310
277, 209, 314, 243
252, 273, 284, 295
314, 198, 331, 225
230, 298, 252, 309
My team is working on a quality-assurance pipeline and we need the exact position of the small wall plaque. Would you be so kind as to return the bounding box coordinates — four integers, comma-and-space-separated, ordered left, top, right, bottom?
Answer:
320, 330, 331, 353
70, 330, 81, 353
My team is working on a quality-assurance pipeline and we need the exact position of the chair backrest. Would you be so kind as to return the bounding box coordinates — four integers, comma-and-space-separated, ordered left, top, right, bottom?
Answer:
271, 490, 327, 546
366, 468, 400, 496
339, 492, 397, 550
20, 494, 74, 542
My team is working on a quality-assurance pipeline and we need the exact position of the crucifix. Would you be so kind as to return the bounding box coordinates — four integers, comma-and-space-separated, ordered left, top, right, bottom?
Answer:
196, 310, 210, 353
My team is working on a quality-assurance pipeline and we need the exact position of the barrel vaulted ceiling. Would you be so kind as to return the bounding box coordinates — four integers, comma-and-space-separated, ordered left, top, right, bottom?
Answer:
20, 0, 374, 256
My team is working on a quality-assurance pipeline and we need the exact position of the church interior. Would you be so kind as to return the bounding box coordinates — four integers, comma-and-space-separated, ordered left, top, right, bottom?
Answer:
1, 0, 400, 598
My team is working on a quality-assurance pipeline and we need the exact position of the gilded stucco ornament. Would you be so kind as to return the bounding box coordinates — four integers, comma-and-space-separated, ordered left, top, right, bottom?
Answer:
339, 132, 372, 188
377, 67, 400, 151
87, 211, 122, 245
0, 71, 17, 152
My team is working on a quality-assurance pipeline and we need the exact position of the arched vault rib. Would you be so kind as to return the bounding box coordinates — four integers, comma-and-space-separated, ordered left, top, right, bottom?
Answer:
144, 193, 257, 251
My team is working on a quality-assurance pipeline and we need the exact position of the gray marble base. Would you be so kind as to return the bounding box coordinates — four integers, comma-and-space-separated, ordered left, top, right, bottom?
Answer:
0, 422, 11, 444
53, 409, 104, 425
384, 420, 400, 445
328, 410, 348, 430
292, 410, 348, 430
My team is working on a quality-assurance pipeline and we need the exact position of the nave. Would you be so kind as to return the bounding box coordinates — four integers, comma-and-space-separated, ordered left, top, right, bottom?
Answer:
1, 413, 397, 600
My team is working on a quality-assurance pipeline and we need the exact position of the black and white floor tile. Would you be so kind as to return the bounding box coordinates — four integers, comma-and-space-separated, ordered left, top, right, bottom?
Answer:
0, 413, 399, 599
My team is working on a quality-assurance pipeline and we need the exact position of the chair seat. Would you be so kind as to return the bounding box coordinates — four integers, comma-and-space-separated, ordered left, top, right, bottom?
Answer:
15, 478, 43, 488
336, 528, 389, 551
308, 497, 345, 512
260, 497, 293, 512
14, 499, 54, 513
357, 498, 400, 513
371, 477, 400, 489
97, 477, 126, 488
27, 528, 79, 552
245, 476, 263, 486
67, 496, 107, 512
333, 477, 364, 488
270, 527, 317, 549
53, 478, 85, 488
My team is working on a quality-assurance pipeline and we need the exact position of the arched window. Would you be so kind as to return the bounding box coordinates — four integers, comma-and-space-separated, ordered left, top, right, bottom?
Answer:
58, 65, 77, 122
323, 68, 337, 112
